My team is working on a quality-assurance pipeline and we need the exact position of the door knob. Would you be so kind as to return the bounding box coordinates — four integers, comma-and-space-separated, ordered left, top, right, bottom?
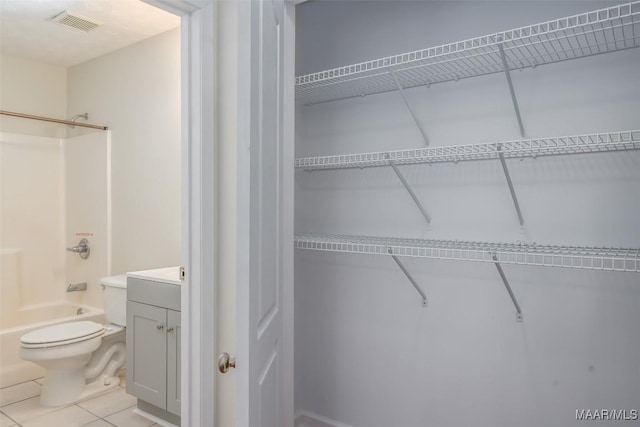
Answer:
217, 352, 236, 374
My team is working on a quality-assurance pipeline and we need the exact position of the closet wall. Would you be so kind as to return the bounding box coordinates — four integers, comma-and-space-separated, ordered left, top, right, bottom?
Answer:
294, 2, 640, 427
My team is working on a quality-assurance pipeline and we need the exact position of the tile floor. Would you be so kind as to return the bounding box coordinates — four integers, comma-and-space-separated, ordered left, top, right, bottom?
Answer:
0, 378, 161, 427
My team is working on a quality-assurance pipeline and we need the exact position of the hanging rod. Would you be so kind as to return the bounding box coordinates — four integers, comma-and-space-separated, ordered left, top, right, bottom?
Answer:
0, 110, 108, 130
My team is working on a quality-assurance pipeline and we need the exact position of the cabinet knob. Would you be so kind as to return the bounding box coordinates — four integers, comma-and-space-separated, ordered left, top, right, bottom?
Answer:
156, 324, 164, 330
217, 352, 236, 374
167, 327, 174, 333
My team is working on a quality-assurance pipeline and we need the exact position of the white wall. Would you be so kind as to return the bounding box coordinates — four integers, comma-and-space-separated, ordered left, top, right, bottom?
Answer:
0, 54, 67, 138
294, 2, 640, 427
67, 28, 181, 275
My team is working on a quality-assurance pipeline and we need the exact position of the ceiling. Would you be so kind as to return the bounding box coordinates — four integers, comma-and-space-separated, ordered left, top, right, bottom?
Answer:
0, 0, 180, 68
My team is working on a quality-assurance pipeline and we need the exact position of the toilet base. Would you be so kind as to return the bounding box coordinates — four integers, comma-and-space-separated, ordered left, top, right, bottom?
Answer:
40, 373, 121, 407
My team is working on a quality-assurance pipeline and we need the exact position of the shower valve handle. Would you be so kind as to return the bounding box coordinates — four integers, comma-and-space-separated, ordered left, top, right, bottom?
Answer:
66, 238, 90, 260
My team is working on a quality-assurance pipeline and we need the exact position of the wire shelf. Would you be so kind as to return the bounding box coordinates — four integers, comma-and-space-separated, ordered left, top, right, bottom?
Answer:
295, 233, 640, 272
296, 2, 640, 105
295, 130, 640, 170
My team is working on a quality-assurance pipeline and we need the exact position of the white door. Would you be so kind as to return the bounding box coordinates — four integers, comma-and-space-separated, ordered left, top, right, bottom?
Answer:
237, 0, 292, 426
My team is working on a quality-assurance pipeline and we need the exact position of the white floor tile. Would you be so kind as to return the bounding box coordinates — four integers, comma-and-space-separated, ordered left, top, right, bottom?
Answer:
21, 405, 97, 427
81, 419, 113, 427
0, 381, 41, 407
105, 406, 155, 427
78, 387, 136, 418
0, 396, 65, 423
0, 411, 17, 427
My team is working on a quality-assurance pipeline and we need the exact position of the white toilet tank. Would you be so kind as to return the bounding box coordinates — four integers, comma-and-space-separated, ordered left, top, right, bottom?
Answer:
100, 275, 127, 326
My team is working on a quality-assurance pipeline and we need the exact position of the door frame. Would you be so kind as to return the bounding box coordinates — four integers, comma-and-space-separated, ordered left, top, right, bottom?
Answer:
141, 1, 216, 425
141, 0, 300, 425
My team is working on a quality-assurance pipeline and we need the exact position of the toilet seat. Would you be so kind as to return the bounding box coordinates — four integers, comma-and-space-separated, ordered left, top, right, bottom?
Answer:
21, 321, 105, 349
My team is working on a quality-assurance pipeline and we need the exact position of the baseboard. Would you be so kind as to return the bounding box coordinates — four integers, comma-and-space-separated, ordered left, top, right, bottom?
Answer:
133, 408, 179, 427
295, 410, 354, 427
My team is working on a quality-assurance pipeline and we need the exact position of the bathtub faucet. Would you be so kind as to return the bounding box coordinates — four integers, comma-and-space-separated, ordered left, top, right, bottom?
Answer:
67, 282, 87, 292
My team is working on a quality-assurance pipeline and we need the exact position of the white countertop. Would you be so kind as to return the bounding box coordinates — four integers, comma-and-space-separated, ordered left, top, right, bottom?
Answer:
126, 266, 181, 285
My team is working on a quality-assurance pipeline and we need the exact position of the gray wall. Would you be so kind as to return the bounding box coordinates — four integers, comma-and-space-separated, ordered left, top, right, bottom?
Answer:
294, 2, 640, 426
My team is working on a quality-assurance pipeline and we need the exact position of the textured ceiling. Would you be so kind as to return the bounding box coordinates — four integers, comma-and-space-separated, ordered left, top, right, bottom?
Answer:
0, 0, 180, 67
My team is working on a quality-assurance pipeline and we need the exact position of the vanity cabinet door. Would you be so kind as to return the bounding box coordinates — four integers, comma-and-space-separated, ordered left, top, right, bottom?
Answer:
127, 301, 167, 409
166, 309, 181, 416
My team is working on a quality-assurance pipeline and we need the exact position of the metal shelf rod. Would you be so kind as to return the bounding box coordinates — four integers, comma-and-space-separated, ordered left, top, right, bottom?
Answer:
492, 254, 523, 322
389, 68, 430, 146
388, 247, 428, 307
497, 144, 525, 227
497, 43, 526, 137
388, 159, 432, 225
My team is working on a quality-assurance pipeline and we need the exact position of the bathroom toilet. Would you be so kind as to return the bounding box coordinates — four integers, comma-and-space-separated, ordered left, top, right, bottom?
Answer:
20, 275, 127, 407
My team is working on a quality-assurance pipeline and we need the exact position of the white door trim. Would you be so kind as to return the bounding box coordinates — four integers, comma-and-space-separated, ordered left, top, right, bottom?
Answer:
141, 1, 216, 426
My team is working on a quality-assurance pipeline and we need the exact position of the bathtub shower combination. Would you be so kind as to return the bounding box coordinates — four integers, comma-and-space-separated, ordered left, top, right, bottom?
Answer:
1, 128, 116, 405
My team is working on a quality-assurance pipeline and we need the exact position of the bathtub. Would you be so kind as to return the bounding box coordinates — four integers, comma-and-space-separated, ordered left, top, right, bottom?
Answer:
0, 302, 105, 388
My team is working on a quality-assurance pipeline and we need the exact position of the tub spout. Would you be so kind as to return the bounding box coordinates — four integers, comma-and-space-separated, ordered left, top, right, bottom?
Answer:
67, 282, 87, 292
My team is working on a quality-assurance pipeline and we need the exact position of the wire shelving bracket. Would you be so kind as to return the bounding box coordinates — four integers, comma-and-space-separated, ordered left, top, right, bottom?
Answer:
491, 253, 523, 322
389, 68, 430, 146
388, 247, 428, 307
497, 41, 526, 137
496, 143, 525, 227
387, 155, 432, 225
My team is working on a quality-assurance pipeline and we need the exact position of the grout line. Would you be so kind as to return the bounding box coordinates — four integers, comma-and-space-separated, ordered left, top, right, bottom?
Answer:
76, 402, 102, 419
74, 404, 102, 421
0, 380, 40, 390
1, 408, 21, 426
0, 381, 42, 409
0, 396, 44, 410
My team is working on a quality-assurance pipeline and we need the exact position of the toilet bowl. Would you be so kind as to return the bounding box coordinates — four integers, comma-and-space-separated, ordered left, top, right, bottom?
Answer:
19, 275, 128, 406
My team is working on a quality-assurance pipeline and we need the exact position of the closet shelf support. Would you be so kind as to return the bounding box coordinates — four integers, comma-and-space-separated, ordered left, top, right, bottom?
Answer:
497, 42, 525, 138
387, 157, 432, 225
492, 253, 523, 322
389, 68, 430, 146
388, 247, 428, 307
497, 144, 524, 227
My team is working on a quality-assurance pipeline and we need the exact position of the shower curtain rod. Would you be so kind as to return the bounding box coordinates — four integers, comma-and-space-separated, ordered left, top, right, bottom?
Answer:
0, 110, 108, 130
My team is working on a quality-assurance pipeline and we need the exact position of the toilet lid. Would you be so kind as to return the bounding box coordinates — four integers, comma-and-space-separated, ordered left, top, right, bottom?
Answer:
21, 321, 105, 347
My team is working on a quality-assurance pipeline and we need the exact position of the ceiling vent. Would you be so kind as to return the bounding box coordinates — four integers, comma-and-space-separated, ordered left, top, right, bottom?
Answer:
51, 11, 102, 32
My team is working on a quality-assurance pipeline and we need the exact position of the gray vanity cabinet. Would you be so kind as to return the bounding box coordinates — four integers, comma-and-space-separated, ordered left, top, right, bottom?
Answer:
166, 309, 181, 415
126, 301, 167, 408
126, 276, 181, 425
